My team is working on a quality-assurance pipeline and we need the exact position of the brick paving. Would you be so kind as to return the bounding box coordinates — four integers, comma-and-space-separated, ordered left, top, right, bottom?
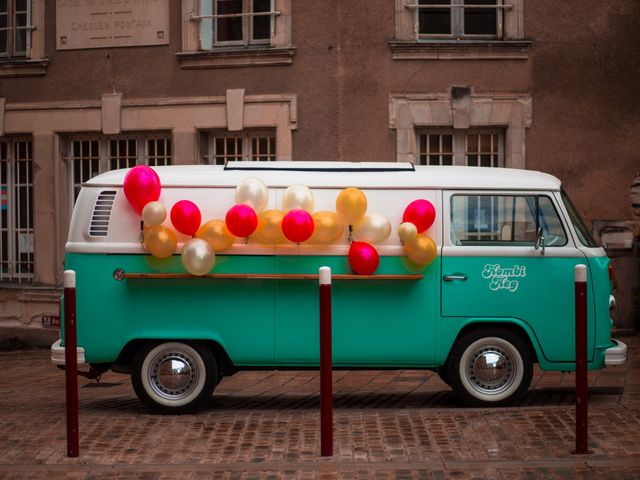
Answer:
0, 337, 639, 479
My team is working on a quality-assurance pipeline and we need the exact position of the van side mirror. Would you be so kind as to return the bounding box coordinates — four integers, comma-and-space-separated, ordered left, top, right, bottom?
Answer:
535, 227, 545, 255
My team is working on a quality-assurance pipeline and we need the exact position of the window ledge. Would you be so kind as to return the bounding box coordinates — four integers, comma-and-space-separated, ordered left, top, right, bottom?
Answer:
0, 58, 49, 77
389, 40, 533, 61
177, 47, 296, 69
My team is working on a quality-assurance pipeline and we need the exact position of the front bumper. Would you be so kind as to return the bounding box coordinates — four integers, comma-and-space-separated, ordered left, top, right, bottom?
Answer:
605, 338, 627, 366
50, 339, 86, 366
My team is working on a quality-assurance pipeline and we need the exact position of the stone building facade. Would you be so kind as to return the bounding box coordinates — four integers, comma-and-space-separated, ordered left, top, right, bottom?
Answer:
0, 0, 638, 344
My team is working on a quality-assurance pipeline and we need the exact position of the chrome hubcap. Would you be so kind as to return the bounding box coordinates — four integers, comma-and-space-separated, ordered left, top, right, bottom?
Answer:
149, 352, 198, 401
466, 346, 515, 395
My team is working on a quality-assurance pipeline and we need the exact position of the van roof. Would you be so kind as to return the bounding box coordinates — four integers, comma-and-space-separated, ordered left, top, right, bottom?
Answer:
85, 162, 562, 191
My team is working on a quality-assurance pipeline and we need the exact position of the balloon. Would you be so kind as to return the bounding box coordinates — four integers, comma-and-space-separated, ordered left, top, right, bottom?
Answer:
236, 177, 269, 213
170, 200, 201, 237
143, 225, 177, 258
310, 211, 344, 244
403, 199, 436, 233
283, 184, 314, 212
348, 241, 379, 275
404, 234, 437, 266
196, 220, 235, 252
398, 222, 418, 243
254, 209, 285, 243
141, 201, 167, 226
352, 214, 391, 244
336, 188, 367, 225
226, 204, 258, 237
281, 209, 315, 243
181, 238, 215, 276
123, 165, 161, 214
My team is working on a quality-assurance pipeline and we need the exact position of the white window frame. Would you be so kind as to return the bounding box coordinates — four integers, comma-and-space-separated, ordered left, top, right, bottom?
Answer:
411, 0, 506, 40
202, 130, 277, 165
0, 136, 33, 283
416, 129, 504, 167
67, 134, 172, 210
0, 0, 33, 58
198, 0, 277, 49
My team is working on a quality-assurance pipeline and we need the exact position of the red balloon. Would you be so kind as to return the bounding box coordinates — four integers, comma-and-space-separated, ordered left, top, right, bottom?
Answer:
170, 200, 201, 237
123, 165, 161, 214
226, 204, 258, 237
349, 241, 379, 275
281, 209, 315, 243
402, 199, 436, 233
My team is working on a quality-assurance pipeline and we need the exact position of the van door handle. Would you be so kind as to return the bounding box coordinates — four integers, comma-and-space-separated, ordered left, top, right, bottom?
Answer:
444, 274, 467, 282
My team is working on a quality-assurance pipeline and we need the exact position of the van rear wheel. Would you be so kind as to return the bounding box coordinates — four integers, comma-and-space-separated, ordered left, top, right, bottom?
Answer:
447, 328, 532, 407
131, 342, 217, 414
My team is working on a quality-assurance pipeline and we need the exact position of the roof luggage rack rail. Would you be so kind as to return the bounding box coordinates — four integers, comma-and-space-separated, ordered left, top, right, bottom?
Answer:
223, 161, 416, 173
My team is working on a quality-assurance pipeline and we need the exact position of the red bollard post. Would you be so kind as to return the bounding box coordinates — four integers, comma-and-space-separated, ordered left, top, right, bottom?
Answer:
319, 266, 333, 457
64, 270, 79, 458
573, 264, 592, 455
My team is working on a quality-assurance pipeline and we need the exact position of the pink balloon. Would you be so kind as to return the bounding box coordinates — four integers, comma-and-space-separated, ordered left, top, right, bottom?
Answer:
281, 209, 314, 243
402, 199, 436, 233
349, 242, 379, 275
170, 200, 201, 237
226, 204, 258, 237
123, 165, 161, 214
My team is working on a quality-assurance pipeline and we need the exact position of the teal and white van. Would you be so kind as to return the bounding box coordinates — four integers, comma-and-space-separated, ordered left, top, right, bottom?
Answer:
51, 162, 626, 413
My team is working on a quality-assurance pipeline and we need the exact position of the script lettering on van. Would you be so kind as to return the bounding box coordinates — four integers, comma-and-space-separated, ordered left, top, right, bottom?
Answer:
482, 264, 526, 292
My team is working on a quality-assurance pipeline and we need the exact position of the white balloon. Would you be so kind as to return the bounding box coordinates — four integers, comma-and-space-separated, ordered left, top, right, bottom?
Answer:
181, 238, 215, 276
235, 177, 269, 212
398, 222, 418, 243
141, 201, 167, 226
352, 214, 392, 244
283, 184, 314, 212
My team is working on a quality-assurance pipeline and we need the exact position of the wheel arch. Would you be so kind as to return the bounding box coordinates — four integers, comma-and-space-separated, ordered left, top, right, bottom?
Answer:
445, 319, 541, 368
113, 338, 235, 377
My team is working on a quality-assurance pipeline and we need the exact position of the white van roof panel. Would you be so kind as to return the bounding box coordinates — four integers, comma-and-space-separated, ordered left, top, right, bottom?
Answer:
85, 163, 562, 191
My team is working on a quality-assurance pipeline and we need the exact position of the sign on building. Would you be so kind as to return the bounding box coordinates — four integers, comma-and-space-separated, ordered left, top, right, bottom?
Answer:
56, 0, 169, 50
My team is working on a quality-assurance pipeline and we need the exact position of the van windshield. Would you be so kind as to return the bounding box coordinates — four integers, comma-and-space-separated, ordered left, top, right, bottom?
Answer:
561, 189, 599, 248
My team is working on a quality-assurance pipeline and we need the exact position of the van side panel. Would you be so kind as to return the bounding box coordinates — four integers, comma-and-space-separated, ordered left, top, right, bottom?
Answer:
274, 255, 438, 367
66, 253, 276, 365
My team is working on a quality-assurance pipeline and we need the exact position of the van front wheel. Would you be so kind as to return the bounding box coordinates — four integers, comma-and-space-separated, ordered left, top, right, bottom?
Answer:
131, 342, 217, 414
447, 329, 532, 407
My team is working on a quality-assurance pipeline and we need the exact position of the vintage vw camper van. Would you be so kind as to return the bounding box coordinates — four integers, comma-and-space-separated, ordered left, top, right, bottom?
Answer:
51, 162, 626, 413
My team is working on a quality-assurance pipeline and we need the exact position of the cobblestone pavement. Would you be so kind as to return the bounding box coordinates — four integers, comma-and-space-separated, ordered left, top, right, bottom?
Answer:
1, 337, 639, 479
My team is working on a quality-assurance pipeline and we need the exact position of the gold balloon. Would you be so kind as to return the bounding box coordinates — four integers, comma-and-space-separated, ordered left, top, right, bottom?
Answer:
196, 220, 235, 252
352, 214, 391, 244
404, 234, 437, 266
398, 222, 418, 243
141, 201, 167, 226
336, 188, 367, 225
310, 211, 344, 244
143, 225, 177, 258
253, 209, 285, 243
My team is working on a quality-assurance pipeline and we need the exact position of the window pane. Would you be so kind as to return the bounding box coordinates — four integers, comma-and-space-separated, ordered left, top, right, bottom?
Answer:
464, 0, 497, 35
216, 0, 243, 42
0, 12, 6, 55
451, 195, 566, 246
0, 1, 7, 13
418, 0, 451, 35
252, 0, 270, 40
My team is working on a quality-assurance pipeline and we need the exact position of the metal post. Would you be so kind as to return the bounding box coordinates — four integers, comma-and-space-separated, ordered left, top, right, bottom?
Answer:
319, 266, 333, 457
64, 270, 79, 458
573, 264, 592, 455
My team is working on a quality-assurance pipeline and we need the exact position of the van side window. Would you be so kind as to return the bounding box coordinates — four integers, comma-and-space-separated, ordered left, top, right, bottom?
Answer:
450, 195, 567, 246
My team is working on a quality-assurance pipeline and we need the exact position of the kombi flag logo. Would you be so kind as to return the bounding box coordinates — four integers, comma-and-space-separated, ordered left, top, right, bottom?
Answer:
1, 186, 7, 211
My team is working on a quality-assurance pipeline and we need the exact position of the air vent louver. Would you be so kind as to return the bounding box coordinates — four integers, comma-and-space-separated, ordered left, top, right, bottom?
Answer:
89, 190, 117, 237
